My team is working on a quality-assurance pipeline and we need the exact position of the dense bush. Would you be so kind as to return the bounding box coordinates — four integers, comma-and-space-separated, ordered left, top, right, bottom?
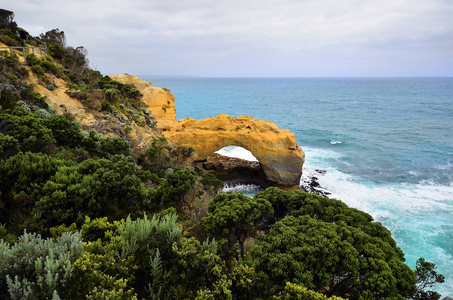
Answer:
250, 188, 417, 299
0, 231, 83, 299
0, 29, 24, 46
203, 192, 273, 258
0, 51, 29, 110
0, 152, 69, 227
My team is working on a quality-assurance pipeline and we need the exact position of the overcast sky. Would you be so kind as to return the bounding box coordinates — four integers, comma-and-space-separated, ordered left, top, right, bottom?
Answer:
6, 0, 453, 77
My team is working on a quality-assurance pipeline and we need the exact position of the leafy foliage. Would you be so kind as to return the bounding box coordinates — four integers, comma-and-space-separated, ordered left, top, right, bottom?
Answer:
0, 152, 69, 227
413, 258, 445, 300
117, 213, 230, 299
0, 106, 53, 153
273, 282, 346, 300
31, 156, 147, 231
204, 192, 273, 258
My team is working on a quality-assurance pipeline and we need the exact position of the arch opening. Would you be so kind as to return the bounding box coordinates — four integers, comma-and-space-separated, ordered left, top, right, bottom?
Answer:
214, 145, 259, 162
200, 145, 267, 188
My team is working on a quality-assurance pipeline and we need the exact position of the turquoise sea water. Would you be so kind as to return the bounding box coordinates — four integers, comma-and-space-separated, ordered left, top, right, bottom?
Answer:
141, 76, 453, 296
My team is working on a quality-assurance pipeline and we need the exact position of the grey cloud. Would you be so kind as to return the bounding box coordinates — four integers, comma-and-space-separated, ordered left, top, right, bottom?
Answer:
6, 0, 453, 76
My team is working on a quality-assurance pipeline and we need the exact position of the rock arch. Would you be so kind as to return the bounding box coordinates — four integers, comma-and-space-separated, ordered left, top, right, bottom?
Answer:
163, 114, 304, 188
110, 75, 305, 188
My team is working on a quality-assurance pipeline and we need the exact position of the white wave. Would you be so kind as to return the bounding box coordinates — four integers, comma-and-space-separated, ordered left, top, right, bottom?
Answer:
215, 145, 259, 162
222, 183, 263, 197
330, 140, 343, 145
434, 160, 453, 170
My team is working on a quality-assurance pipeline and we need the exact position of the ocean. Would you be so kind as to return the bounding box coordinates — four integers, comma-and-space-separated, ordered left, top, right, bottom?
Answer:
140, 76, 453, 296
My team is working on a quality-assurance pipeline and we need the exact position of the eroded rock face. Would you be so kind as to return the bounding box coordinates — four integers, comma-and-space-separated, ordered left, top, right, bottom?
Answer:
113, 75, 305, 188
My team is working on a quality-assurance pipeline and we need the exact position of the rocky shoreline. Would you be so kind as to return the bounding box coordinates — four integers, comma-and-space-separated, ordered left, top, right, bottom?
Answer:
299, 169, 331, 197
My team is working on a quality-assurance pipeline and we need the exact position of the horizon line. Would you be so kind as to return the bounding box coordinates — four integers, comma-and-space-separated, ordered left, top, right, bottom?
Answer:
136, 75, 453, 79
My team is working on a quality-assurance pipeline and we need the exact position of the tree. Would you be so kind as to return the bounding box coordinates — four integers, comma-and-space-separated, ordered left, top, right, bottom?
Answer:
203, 192, 274, 258
156, 167, 196, 207
0, 9, 15, 30
40, 28, 66, 47
251, 214, 416, 299
0, 133, 19, 160
413, 258, 445, 300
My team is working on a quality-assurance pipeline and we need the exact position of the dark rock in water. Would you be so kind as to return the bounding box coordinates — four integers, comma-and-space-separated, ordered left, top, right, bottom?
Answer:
198, 153, 268, 187
442, 297, 453, 300
300, 172, 331, 197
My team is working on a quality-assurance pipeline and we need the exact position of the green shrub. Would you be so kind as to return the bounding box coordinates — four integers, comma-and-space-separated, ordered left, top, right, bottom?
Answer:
47, 43, 65, 60
201, 174, 224, 189
101, 99, 111, 111
157, 168, 196, 207
26, 53, 41, 67
31, 64, 44, 75
40, 60, 59, 75
0, 231, 83, 299
0, 133, 19, 159
0, 106, 53, 153
0, 29, 25, 46
0, 34, 18, 46
273, 282, 346, 300
251, 212, 416, 298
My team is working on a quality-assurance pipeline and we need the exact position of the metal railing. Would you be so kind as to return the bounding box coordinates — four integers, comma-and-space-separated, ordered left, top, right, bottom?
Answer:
0, 46, 47, 63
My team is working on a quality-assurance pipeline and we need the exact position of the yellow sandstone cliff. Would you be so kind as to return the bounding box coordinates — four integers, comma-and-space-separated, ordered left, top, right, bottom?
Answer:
111, 74, 305, 188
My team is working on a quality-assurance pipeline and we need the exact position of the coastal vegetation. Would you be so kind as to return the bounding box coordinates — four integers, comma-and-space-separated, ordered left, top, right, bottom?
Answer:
0, 10, 445, 299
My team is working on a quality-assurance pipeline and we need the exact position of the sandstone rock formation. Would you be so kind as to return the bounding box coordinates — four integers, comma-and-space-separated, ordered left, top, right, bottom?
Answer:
112, 74, 305, 188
